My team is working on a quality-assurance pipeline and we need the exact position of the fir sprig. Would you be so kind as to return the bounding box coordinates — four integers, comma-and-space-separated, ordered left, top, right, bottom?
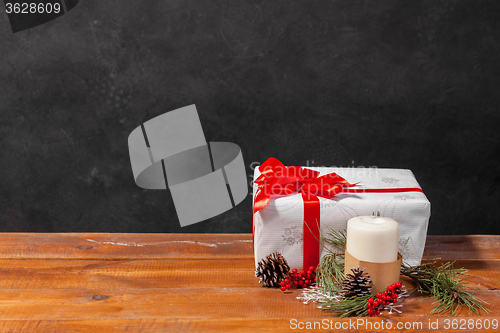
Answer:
318, 293, 371, 318
401, 261, 489, 316
323, 229, 347, 252
317, 228, 346, 293
318, 253, 345, 293
315, 227, 489, 317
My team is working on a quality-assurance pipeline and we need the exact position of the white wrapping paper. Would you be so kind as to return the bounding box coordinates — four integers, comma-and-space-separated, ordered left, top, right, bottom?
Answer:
253, 166, 431, 269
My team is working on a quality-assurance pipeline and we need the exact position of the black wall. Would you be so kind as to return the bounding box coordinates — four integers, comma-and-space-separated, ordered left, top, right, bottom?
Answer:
1, 0, 499, 234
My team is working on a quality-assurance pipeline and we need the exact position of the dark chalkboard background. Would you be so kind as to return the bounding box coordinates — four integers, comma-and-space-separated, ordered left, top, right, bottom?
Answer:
1, 0, 499, 234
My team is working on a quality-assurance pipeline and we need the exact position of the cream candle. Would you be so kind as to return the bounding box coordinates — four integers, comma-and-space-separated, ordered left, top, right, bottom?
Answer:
346, 216, 399, 263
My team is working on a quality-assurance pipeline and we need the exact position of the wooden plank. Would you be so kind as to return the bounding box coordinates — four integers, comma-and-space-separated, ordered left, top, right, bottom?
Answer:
0, 234, 495, 332
0, 259, 497, 291
0, 233, 254, 259
423, 235, 500, 260
0, 317, 499, 333
0, 234, 494, 261
0, 289, 494, 321
0, 259, 257, 290
0, 234, 497, 260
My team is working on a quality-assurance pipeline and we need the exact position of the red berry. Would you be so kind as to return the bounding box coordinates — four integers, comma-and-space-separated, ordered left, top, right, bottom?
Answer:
375, 310, 380, 316
280, 281, 285, 286
298, 280, 303, 286
367, 309, 373, 315
305, 280, 310, 284
368, 298, 374, 303
293, 281, 298, 286
309, 266, 315, 271
292, 269, 298, 274
280, 286, 286, 291
395, 282, 402, 289
395, 288, 401, 294
387, 285, 394, 291
286, 284, 291, 290
393, 298, 397, 303
376, 292, 382, 299
300, 270, 305, 276
373, 300, 379, 307
383, 290, 388, 295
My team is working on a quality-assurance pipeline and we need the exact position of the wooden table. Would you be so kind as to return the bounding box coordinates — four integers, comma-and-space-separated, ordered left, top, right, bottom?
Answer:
0, 234, 497, 332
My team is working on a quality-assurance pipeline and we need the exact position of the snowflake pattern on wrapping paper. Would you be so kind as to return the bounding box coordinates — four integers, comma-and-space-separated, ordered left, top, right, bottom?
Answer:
254, 216, 263, 244
373, 194, 418, 218
382, 177, 400, 186
282, 226, 303, 246
399, 237, 417, 263
394, 194, 416, 201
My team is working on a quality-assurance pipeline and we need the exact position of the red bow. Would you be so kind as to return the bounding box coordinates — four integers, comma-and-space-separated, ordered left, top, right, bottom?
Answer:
253, 157, 357, 269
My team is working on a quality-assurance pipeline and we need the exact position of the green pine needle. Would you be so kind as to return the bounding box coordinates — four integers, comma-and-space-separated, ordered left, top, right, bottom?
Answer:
323, 229, 347, 252
318, 294, 371, 318
318, 253, 345, 293
401, 260, 489, 316
317, 227, 347, 293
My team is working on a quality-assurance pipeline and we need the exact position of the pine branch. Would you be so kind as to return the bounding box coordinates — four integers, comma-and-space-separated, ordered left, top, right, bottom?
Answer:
401, 261, 489, 316
318, 229, 490, 317
318, 253, 345, 293
323, 228, 347, 252
317, 227, 347, 293
318, 293, 371, 318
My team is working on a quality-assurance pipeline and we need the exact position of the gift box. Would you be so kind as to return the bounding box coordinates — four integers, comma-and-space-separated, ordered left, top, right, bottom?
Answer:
252, 158, 431, 270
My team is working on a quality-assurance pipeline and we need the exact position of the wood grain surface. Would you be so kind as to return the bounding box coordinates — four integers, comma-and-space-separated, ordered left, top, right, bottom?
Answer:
0, 234, 497, 332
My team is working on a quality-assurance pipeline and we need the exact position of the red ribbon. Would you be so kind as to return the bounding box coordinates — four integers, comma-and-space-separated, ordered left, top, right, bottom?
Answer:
252, 157, 424, 270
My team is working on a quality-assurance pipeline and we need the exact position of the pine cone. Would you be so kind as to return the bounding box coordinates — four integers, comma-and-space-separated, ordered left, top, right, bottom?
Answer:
255, 251, 290, 287
341, 266, 373, 298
